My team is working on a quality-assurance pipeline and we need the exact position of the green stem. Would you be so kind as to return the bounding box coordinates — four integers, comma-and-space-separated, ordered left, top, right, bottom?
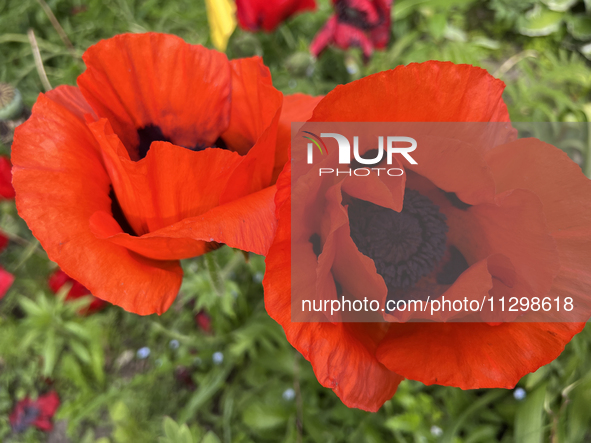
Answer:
9, 238, 39, 272
205, 253, 224, 296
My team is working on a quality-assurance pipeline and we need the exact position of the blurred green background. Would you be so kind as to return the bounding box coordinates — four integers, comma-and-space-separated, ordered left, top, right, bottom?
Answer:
1, 0, 591, 441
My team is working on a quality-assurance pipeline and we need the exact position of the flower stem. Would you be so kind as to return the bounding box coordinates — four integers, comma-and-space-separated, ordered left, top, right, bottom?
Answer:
205, 252, 224, 297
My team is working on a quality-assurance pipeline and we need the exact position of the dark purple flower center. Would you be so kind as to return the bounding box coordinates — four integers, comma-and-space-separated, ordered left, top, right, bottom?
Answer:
136, 124, 227, 160
348, 189, 448, 292
335, 0, 386, 30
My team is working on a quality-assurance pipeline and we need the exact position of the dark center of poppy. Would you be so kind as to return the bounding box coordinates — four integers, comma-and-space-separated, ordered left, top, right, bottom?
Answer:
348, 189, 448, 291
136, 124, 228, 160
335, 1, 386, 30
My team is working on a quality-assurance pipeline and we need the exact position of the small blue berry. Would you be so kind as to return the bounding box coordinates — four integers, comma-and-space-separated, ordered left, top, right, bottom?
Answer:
282, 388, 296, 401
136, 347, 151, 359
212, 352, 224, 365
514, 387, 526, 401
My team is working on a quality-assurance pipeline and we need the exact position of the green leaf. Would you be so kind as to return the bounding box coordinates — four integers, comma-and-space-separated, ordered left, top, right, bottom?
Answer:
70, 340, 91, 365
201, 431, 221, 443
18, 296, 42, 317
517, 7, 564, 36
542, 0, 578, 12
42, 330, 58, 377
178, 426, 195, 443
515, 384, 547, 443
63, 322, 93, 341
163, 416, 178, 439
567, 15, 591, 40
242, 402, 287, 431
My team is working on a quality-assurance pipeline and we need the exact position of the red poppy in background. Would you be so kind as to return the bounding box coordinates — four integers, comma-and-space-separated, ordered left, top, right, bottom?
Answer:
0, 157, 15, 298
12, 33, 318, 315
9, 391, 60, 433
310, 0, 393, 61
0, 156, 15, 200
48, 269, 107, 314
263, 61, 591, 411
236, 0, 316, 32
0, 230, 14, 300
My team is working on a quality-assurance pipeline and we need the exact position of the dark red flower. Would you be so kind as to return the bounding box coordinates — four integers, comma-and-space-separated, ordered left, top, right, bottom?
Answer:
175, 366, 196, 390
48, 269, 107, 313
310, 0, 393, 61
9, 391, 60, 433
0, 156, 15, 200
195, 310, 212, 334
12, 33, 318, 315
263, 61, 591, 411
236, 0, 316, 32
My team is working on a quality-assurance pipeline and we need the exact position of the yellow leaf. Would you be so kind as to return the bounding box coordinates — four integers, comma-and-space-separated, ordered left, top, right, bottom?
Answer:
205, 0, 237, 52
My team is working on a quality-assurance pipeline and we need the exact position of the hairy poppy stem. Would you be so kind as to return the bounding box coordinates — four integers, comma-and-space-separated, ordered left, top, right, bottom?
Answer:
493, 49, 538, 79
205, 253, 224, 297
35, 0, 77, 58
27, 29, 52, 92
9, 239, 39, 273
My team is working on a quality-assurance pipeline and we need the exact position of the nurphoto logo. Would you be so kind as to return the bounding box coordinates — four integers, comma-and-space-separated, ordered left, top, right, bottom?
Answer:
304, 132, 417, 176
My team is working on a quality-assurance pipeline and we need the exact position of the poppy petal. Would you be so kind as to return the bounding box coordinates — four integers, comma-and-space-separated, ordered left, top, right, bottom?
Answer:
264, 165, 402, 411
486, 138, 591, 319
88, 119, 245, 235
275, 93, 323, 180
310, 15, 337, 57
0, 157, 15, 200
236, 0, 316, 32
310, 61, 511, 124
0, 266, 14, 299
12, 94, 182, 315
78, 33, 231, 157
220, 57, 283, 202
376, 321, 584, 389
90, 185, 277, 259
45, 85, 96, 121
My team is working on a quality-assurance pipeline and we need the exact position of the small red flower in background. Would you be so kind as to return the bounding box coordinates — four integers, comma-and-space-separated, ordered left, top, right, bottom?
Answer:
9, 391, 60, 433
48, 269, 107, 313
0, 224, 14, 300
0, 158, 14, 298
310, 0, 393, 61
0, 156, 15, 200
0, 265, 14, 300
236, 0, 316, 32
12, 33, 320, 315
195, 310, 212, 334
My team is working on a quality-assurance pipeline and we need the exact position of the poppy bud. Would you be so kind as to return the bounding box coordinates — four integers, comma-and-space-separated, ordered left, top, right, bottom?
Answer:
0, 83, 23, 121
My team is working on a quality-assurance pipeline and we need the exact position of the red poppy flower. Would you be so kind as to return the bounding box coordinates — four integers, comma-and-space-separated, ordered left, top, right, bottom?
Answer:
9, 391, 60, 433
236, 0, 316, 32
0, 230, 13, 299
310, 0, 393, 61
48, 269, 107, 313
263, 61, 591, 411
0, 156, 15, 200
0, 266, 14, 300
12, 33, 319, 315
